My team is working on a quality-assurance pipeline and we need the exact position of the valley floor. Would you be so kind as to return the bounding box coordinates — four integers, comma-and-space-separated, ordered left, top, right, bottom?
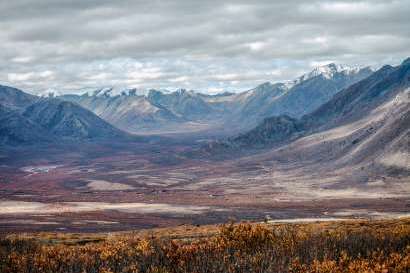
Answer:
0, 139, 408, 232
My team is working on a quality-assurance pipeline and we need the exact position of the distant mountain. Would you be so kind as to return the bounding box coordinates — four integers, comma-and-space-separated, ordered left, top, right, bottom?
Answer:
60, 88, 231, 134
57, 63, 372, 135
221, 58, 410, 157
40, 86, 149, 98
272, 64, 373, 118
301, 64, 399, 129
0, 86, 130, 145
147, 89, 215, 119
23, 98, 126, 139
60, 92, 184, 133
224, 64, 373, 129
226, 82, 288, 127
292, 63, 369, 85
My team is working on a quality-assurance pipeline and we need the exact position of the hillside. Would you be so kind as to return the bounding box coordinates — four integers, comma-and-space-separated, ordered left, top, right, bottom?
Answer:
0, 104, 51, 145
227, 59, 409, 152
0, 87, 130, 144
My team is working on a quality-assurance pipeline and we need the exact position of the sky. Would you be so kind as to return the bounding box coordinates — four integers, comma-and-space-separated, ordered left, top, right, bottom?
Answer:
1, 0, 410, 95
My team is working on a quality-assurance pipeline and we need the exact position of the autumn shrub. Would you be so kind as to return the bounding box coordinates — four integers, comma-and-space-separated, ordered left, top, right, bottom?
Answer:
0, 220, 409, 273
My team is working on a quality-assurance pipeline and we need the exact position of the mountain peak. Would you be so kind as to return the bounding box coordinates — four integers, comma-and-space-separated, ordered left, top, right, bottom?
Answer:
79, 87, 143, 97
311, 63, 361, 77
295, 63, 369, 84
23, 98, 125, 139
38, 88, 61, 98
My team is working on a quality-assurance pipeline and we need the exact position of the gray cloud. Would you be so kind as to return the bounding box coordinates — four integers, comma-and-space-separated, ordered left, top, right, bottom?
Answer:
0, 0, 409, 94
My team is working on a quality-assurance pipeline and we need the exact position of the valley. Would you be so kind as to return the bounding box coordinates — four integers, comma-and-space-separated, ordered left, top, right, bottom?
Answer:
0, 59, 409, 233
2, 2, 410, 272
0, 134, 408, 232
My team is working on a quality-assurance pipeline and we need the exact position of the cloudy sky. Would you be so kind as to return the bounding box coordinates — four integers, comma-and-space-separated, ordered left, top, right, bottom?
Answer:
1, 0, 409, 95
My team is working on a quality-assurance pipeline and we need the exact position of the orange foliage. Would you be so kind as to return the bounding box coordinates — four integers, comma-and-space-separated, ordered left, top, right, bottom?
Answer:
0, 220, 409, 273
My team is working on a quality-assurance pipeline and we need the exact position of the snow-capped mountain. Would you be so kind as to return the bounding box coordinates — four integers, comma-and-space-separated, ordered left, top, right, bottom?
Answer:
60, 90, 184, 133
38, 88, 62, 98
83, 87, 139, 97
38, 86, 155, 98
54, 63, 373, 134
221, 58, 409, 161
293, 63, 369, 84
222, 63, 374, 130
80, 87, 174, 97
1, 59, 408, 151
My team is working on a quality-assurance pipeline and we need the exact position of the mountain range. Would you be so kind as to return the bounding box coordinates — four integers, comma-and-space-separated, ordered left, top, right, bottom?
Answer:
0, 59, 408, 169
57, 63, 373, 134
205, 58, 410, 178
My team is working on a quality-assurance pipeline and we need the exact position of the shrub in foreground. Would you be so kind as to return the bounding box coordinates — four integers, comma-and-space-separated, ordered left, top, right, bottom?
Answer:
0, 220, 409, 273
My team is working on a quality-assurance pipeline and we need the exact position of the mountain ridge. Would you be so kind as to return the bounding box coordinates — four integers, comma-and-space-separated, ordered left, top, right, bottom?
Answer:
56, 63, 373, 134
218, 59, 409, 155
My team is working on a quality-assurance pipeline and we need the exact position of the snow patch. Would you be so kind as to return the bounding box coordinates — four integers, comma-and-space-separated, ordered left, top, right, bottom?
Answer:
86, 179, 136, 191
379, 152, 410, 169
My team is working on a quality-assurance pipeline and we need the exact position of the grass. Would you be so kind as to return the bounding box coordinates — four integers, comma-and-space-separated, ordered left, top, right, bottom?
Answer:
0, 218, 409, 273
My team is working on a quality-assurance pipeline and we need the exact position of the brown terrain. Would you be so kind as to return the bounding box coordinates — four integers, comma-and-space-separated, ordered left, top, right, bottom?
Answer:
0, 128, 408, 233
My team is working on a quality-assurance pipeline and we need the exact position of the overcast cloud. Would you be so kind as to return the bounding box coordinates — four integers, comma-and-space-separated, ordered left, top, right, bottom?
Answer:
1, 0, 409, 94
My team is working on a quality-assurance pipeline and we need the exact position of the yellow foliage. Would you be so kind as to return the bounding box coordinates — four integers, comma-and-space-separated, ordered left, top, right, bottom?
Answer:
0, 219, 409, 273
